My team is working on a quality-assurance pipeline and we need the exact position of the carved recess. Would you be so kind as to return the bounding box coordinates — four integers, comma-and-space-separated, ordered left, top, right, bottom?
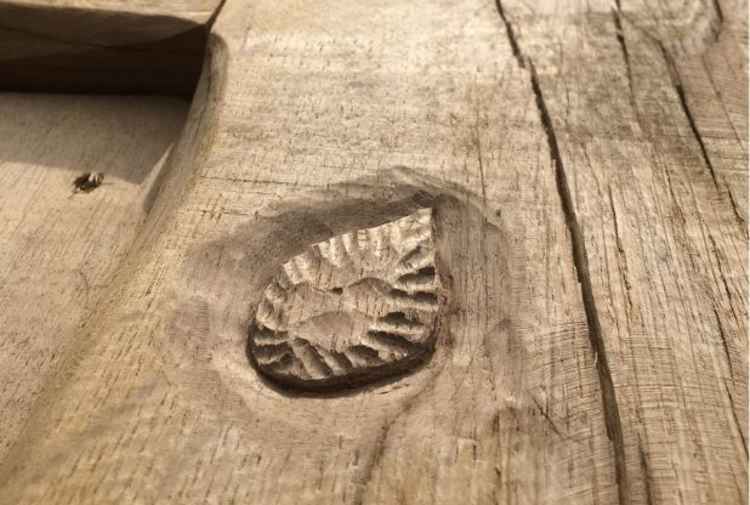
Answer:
248, 208, 445, 391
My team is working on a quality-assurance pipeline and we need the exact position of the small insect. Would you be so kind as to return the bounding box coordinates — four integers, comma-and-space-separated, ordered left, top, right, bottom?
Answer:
73, 172, 104, 193
247, 208, 446, 392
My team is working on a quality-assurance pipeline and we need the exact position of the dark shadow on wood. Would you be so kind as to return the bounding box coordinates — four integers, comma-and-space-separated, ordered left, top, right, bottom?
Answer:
0, 3, 210, 97
0, 93, 188, 184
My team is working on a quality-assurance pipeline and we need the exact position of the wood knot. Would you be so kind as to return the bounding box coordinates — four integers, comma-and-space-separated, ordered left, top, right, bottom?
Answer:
247, 208, 446, 392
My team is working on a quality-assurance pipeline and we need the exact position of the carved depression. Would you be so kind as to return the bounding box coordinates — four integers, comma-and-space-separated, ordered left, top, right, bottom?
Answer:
248, 208, 444, 391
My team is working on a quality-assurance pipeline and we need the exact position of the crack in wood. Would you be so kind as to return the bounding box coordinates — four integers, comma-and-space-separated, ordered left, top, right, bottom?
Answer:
711, 0, 724, 41
638, 438, 656, 505
672, 74, 721, 188
724, 381, 749, 459
494, 0, 524, 68
528, 57, 630, 505
713, 307, 736, 381
491, 2, 630, 501
611, 7, 644, 129
607, 186, 635, 319
651, 31, 748, 232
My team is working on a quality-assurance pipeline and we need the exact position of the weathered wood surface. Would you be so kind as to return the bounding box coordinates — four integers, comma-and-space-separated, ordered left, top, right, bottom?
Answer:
0, 0, 746, 504
0, 93, 189, 466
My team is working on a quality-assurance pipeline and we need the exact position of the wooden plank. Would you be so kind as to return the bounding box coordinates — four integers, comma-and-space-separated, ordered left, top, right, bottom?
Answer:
0, 93, 188, 463
498, 0, 748, 503
0, 0, 745, 504
0, 1, 620, 504
669, 0, 748, 223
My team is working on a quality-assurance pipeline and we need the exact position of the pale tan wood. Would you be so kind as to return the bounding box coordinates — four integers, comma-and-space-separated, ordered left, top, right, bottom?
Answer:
0, 93, 189, 465
0, 1, 615, 503
499, 0, 748, 503
671, 0, 748, 223
0, 0, 746, 504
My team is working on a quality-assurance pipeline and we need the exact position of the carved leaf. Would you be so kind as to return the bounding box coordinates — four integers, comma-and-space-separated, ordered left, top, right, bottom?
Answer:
248, 208, 444, 391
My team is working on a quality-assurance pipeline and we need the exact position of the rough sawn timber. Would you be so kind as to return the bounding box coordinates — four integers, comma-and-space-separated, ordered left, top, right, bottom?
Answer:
0, 93, 189, 468
0, 0, 745, 504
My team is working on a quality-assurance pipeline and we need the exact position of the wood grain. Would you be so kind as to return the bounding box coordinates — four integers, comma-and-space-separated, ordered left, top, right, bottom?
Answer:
0, 0, 745, 504
0, 93, 188, 464
499, 0, 747, 502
